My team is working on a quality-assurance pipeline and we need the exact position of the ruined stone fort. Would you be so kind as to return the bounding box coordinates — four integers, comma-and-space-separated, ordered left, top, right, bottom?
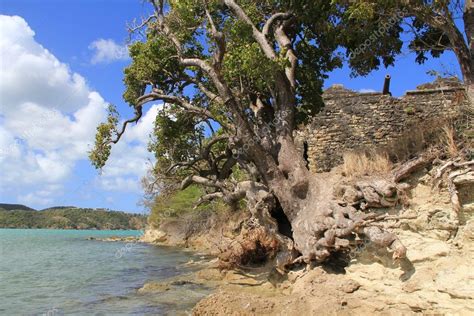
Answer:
298, 78, 469, 172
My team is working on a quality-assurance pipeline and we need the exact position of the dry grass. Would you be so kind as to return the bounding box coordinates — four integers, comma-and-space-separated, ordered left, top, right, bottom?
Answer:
441, 124, 459, 158
343, 150, 393, 177
383, 118, 452, 162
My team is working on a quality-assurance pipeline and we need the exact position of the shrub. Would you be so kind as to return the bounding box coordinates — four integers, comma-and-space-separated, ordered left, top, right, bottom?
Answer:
148, 185, 206, 228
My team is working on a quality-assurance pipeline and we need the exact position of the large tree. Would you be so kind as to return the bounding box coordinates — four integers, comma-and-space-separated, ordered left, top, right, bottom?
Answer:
90, 0, 415, 266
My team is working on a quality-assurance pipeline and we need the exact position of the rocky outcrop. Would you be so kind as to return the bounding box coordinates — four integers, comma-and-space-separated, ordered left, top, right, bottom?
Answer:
140, 228, 167, 244
140, 144, 473, 315
140, 209, 251, 256
190, 165, 474, 315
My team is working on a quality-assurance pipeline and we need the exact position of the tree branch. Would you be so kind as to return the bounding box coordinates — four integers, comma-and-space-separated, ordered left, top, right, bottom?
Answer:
180, 175, 225, 190
274, 22, 297, 89
111, 106, 143, 144
205, 7, 226, 70
262, 12, 293, 38
223, 0, 277, 59
136, 89, 230, 130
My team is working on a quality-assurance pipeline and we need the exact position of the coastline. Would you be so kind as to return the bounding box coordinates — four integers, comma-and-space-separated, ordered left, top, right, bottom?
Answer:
135, 175, 474, 315
137, 223, 474, 315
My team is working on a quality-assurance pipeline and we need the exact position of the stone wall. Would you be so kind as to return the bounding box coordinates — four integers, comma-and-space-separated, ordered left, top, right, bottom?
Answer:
298, 78, 468, 172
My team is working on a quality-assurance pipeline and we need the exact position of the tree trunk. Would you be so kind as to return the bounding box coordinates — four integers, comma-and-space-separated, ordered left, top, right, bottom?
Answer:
246, 135, 406, 266
467, 78, 474, 107
463, 1, 474, 105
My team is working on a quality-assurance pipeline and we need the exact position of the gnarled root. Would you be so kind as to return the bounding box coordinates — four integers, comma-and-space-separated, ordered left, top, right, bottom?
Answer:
291, 200, 407, 264
433, 159, 474, 213
339, 179, 406, 209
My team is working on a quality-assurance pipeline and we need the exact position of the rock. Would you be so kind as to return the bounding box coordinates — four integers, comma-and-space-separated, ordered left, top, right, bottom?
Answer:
338, 279, 360, 293
195, 268, 224, 282
140, 228, 167, 243
396, 295, 431, 312
89, 236, 139, 242
436, 265, 474, 299
401, 267, 436, 293
407, 207, 458, 240
456, 220, 474, 243
138, 281, 171, 293
399, 231, 450, 263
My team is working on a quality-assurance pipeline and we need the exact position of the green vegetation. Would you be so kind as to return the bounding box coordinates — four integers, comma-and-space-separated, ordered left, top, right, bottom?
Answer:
0, 203, 35, 211
148, 185, 227, 228
0, 204, 146, 230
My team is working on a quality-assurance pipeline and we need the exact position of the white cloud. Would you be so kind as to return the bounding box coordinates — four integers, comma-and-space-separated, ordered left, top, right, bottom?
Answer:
359, 88, 377, 93
88, 38, 129, 64
0, 15, 156, 206
0, 16, 89, 113
0, 15, 106, 192
17, 184, 62, 207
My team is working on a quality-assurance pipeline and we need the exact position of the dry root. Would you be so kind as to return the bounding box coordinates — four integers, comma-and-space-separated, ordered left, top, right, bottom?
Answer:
218, 224, 280, 270
432, 158, 474, 213
217, 153, 462, 271
289, 154, 436, 267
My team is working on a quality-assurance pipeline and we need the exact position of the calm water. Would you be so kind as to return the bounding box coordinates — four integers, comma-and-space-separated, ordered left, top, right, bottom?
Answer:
0, 229, 210, 315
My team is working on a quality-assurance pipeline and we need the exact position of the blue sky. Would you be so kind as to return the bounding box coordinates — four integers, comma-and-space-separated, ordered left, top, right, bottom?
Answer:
0, 1, 462, 213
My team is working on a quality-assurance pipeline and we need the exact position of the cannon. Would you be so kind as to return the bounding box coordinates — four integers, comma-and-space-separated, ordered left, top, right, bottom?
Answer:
383, 74, 391, 95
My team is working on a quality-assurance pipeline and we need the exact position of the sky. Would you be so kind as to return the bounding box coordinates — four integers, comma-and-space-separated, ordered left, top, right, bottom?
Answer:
0, 1, 462, 213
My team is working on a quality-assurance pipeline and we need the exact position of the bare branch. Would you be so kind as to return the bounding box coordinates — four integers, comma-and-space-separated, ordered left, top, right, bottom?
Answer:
136, 89, 230, 129
111, 106, 143, 144
127, 14, 156, 40
180, 175, 225, 190
262, 12, 293, 38
195, 192, 224, 207
205, 7, 226, 70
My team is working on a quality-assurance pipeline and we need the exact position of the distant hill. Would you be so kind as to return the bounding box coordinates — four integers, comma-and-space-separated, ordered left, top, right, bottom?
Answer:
40, 206, 79, 211
0, 203, 36, 211
0, 204, 147, 230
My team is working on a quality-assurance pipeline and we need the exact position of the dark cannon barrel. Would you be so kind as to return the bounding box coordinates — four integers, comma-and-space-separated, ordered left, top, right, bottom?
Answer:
383, 74, 391, 95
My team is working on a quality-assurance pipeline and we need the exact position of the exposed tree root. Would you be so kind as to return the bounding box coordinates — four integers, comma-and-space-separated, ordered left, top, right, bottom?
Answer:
432, 158, 474, 213
275, 153, 443, 267
216, 152, 473, 272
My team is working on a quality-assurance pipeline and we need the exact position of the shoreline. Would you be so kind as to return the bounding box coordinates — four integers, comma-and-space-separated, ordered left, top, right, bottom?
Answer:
0, 227, 144, 231
89, 163, 474, 315
138, 225, 474, 315
136, 183, 474, 315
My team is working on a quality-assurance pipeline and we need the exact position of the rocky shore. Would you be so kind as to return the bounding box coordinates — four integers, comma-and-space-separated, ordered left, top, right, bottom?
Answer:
87, 235, 140, 242
138, 168, 474, 315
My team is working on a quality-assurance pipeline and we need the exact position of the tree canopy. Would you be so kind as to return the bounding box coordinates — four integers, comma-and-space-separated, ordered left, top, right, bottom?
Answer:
90, 0, 406, 183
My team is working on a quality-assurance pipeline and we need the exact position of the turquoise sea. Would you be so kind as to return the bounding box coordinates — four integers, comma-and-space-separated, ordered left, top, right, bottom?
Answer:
0, 229, 210, 315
